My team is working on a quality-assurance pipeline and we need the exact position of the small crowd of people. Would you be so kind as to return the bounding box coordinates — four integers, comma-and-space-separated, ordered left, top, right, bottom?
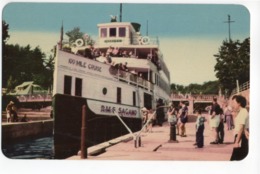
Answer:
74, 44, 161, 71
140, 94, 249, 160
141, 100, 189, 136
5, 101, 28, 123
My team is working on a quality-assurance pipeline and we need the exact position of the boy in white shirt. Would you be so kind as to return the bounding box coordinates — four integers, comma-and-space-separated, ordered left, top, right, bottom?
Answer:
230, 95, 249, 160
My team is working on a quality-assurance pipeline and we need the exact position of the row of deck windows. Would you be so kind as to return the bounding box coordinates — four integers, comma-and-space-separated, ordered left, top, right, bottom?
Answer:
100, 27, 126, 38
63, 75, 136, 106
64, 75, 82, 97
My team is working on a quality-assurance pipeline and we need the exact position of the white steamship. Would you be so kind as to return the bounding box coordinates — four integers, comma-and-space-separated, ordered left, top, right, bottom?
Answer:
52, 10, 171, 158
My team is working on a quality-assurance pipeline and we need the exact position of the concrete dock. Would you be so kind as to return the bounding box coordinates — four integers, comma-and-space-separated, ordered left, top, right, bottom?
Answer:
68, 117, 236, 161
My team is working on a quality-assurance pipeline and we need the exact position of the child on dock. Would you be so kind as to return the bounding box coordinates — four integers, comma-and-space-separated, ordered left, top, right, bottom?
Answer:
195, 109, 206, 148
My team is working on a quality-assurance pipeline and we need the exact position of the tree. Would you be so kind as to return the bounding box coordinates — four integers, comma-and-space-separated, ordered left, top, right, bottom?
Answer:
66, 27, 84, 44
214, 38, 250, 95
2, 21, 55, 91
65, 27, 95, 46
170, 80, 219, 95
2, 20, 10, 47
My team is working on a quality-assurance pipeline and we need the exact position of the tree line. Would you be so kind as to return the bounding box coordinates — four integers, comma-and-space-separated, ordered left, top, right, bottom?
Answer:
171, 37, 250, 97
2, 20, 54, 92
170, 81, 220, 95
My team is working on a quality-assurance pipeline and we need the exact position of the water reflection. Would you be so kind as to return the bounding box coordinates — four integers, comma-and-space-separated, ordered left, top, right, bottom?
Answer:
2, 136, 53, 159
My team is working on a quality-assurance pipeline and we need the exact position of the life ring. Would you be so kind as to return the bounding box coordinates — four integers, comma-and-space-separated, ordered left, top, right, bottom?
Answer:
75, 38, 84, 47
141, 36, 150, 45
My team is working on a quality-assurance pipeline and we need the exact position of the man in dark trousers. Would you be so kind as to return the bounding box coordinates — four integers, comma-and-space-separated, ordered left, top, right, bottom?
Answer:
155, 99, 165, 126
210, 98, 221, 144
217, 108, 225, 144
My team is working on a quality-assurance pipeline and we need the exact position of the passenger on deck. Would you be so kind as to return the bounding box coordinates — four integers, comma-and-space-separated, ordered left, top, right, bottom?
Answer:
122, 50, 128, 57
138, 73, 144, 85
129, 51, 135, 58
112, 47, 119, 56
96, 52, 106, 63
105, 53, 112, 64
117, 50, 123, 57
122, 62, 129, 71
92, 48, 101, 59
147, 53, 152, 60
106, 46, 113, 55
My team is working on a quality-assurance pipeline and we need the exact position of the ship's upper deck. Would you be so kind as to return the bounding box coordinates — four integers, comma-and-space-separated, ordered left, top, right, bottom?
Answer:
60, 20, 170, 84
95, 21, 170, 82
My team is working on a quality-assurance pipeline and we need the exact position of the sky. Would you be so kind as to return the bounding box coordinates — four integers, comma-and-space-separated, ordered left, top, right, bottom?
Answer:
2, 2, 250, 85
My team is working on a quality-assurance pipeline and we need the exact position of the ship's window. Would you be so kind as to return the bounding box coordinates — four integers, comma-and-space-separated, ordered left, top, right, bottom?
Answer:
75, 78, 82, 96
117, 87, 121, 103
144, 93, 152, 109
103, 88, 107, 95
109, 28, 116, 37
101, 28, 107, 37
119, 27, 126, 37
64, 75, 72, 95
133, 91, 136, 106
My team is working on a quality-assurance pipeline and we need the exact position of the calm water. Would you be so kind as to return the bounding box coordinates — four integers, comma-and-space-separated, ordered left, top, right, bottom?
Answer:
2, 136, 54, 159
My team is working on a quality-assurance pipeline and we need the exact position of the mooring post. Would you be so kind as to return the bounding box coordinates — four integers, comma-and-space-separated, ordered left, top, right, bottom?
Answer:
138, 136, 142, 147
81, 105, 87, 159
168, 123, 178, 143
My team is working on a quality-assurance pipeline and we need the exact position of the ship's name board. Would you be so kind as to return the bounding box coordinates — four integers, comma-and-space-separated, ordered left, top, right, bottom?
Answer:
68, 58, 102, 72
101, 105, 137, 117
87, 100, 139, 118
104, 39, 122, 43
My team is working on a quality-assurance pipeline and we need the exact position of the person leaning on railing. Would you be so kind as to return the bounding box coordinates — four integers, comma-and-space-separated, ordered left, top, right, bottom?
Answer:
230, 95, 249, 161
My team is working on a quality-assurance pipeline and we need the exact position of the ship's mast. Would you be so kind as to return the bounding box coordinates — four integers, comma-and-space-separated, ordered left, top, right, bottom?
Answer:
224, 14, 235, 42
120, 3, 122, 22
59, 21, 64, 49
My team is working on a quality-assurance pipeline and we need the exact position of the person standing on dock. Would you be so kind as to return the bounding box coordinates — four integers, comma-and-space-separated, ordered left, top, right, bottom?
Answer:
6, 101, 14, 123
141, 107, 149, 129
156, 99, 165, 126
179, 101, 188, 137
230, 95, 249, 161
224, 105, 234, 130
195, 109, 206, 148
217, 108, 225, 144
210, 98, 221, 144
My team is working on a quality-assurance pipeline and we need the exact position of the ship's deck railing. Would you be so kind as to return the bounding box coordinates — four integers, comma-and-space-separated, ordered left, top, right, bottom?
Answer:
110, 67, 154, 91
96, 35, 159, 46
16, 94, 52, 102
171, 94, 218, 101
231, 81, 250, 96
60, 47, 155, 91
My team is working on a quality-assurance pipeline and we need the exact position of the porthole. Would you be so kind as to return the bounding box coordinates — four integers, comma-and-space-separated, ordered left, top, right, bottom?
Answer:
102, 88, 107, 95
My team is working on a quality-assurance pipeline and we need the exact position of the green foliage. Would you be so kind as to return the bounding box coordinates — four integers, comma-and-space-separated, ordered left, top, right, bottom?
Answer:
6, 76, 17, 93
66, 27, 84, 44
170, 80, 219, 95
214, 38, 250, 95
2, 21, 55, 91
2, 20, 10, 47
65, 27, 95, 46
